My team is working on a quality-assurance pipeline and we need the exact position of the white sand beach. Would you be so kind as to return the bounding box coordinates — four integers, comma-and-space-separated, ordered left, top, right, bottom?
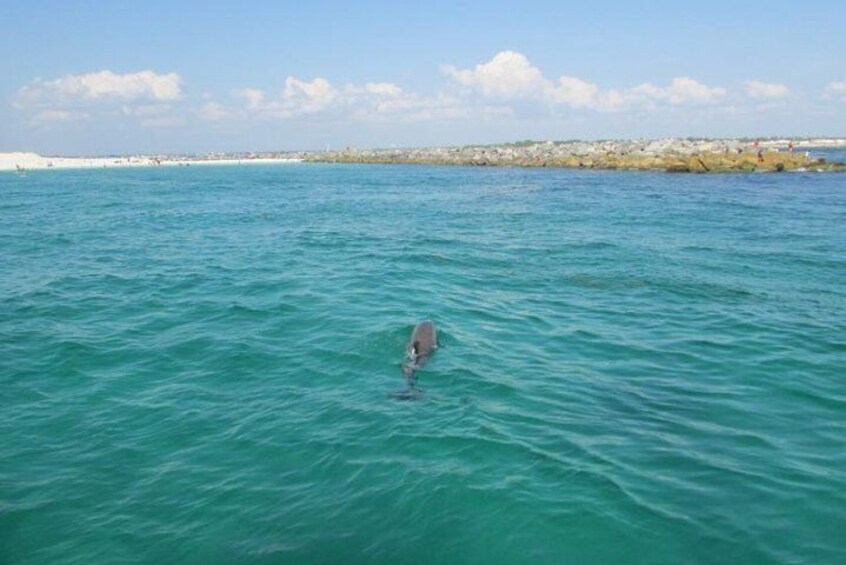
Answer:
0, 152, 302, 171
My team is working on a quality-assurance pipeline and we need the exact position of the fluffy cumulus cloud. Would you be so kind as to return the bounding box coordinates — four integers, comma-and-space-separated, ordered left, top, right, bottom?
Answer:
745, 80, 789, 99
233, 88, 265, 110
367, 92, 476, 121
547, 76, 601, 107
19, 53, 806, 133
442, 51, 546, 99
16, 70, 182, 107
281, 77, 337, 115
625, 77, 727, 106
824, 81, 846, 102
547, 77, 626, 110
660, 77, 726, 104
231, 78, 341, 119
442, 52, 726, 111
363, 82, 403, 97
230, 76, 466, 122
209, 53, 731, 124
14, 70, 183, 127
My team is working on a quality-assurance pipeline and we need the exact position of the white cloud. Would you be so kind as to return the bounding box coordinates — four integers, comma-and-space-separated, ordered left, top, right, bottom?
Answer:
231, 58, 730, 122
824, 81, 846, 101
236, 77, 345, 118
16, 70, 182, 107
745, 80, 788, 99
547, 76, 599, 107
621, 78, 725, 106
363, 82, 403, 97
14, 70, 183, 127
370, 93, 472, 121
14, 52, 787, 136
661, 77, 726, 104
443, 51, 726, 111
671, 77, 725, 104
545, 77, 627, 110
628, 83, 663, 99
121, 104, 173, 117
233, 88, 265, 110
236, 77, 435, 120
196, 101, 229, 121
31, 109, 89, 123
442, 51, 547, 99
280, 77, 336, 114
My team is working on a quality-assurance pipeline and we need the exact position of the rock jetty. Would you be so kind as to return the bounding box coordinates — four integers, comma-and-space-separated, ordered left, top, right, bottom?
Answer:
307, 139, 845, 173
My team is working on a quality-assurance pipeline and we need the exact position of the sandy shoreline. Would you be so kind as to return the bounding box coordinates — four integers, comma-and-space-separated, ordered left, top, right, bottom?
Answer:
0, 152, 303, 172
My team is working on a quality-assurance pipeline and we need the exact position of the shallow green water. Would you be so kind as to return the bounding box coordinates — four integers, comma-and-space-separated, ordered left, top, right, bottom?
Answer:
1, 164, 845, 564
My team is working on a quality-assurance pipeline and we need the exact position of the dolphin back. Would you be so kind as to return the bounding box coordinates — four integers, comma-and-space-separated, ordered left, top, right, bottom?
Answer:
407, 320, 437, 364
392, 320, 437, 401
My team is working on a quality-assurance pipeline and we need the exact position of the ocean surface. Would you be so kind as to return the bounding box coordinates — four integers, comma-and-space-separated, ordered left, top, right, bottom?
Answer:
2, 163, 845, 564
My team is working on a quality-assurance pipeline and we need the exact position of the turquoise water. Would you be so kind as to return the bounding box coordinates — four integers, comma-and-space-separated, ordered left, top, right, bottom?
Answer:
1, 164, 845, 564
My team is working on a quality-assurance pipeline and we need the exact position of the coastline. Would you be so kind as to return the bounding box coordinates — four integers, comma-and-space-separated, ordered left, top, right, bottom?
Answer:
3, 138, 845, 173
0, 152, 302, 172
307, 138, 846, 173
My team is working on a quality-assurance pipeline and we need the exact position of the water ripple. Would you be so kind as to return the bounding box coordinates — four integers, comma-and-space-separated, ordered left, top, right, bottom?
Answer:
1, 165, 845, 563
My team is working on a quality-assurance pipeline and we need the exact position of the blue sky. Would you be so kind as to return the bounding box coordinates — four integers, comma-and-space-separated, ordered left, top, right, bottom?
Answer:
1, 0, 844, 154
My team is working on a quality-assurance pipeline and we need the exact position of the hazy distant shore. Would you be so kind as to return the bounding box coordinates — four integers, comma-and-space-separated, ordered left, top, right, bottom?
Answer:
3, 138, 846, 173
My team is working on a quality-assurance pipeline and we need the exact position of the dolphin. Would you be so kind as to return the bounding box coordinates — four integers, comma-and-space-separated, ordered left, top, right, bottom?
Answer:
392, 320, 438, 400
